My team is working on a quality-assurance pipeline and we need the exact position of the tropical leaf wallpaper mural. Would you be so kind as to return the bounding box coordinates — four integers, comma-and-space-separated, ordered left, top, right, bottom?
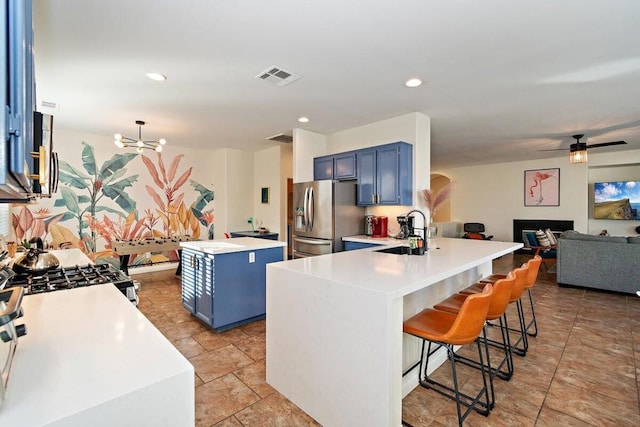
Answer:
10, 141, 214, 269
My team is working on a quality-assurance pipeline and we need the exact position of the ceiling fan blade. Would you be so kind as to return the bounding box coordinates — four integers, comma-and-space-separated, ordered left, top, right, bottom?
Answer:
586, 141, 627, 149
538, 148, 569, 152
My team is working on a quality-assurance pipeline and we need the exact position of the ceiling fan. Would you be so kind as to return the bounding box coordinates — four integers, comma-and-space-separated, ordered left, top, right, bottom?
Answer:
539, 134, 627, 163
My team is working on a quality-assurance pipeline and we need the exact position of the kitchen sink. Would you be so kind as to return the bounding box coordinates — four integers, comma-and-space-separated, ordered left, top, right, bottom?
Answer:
374, 245, 411, 255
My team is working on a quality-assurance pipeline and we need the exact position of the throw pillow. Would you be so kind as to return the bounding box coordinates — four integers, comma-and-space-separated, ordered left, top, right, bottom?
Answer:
545, 228, 557, 245
535, 229, 551, 247
524, 232, 538, 247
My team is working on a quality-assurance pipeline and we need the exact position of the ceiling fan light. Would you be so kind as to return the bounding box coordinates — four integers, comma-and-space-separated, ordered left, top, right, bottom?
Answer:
114, 139, 124, 148
569, 142, 588, 164
136, 147, 144, 154
158, 138, 167, 145
155, 145, 163, 152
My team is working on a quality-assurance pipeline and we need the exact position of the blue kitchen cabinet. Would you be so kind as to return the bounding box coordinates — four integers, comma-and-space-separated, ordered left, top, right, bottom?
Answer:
181, 247, 283, 331
313, 155, 334, 180
181, 249, 212, 324
334, 152, 357, 179
343, 241, 382, 251
357, 142, 412, 206
313, 152, 357, 180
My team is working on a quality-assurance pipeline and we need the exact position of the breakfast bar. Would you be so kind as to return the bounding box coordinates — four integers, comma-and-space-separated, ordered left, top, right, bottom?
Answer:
266, 237, 522, 427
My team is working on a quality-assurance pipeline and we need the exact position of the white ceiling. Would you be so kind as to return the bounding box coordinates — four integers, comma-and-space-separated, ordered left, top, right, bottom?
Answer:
33, 0, 640, 169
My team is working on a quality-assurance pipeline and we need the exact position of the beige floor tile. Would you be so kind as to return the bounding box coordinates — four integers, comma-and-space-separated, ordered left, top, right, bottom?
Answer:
233, 392, 320, 427
544, 379, 640, 426
193, 328, 250, 351
195, 373, 260, 427
190, 344, 255, 383
172, 336, 207, 359
233, 360, 275, 398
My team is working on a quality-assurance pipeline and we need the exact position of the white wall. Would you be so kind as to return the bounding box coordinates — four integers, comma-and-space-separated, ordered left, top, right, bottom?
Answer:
293, 129, 326, 183
218, 149, 254, 236
280, 144, 293, 242
436, 148, 640, 241
253, 146, 282, 234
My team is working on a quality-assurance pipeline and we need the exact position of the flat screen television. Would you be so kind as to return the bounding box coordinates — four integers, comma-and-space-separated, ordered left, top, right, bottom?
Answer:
594, 181, 640, 220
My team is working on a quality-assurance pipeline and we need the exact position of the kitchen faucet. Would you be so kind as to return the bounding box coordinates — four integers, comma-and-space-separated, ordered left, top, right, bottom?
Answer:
406, 209, 427, 239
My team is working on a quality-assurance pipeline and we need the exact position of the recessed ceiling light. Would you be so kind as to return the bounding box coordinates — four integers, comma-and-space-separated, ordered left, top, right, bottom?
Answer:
146, 72, 167, 81
405, 78, 422, 88
298, 117, 310, 123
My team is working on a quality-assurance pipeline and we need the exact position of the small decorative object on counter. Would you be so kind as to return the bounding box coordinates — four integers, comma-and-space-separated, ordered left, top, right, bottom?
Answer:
421, 183, 451, 237
408, 235, 426, 255
6, 242, 16, 258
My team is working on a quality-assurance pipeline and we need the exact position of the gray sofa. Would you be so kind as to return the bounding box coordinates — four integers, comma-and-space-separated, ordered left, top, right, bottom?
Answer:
557, 231, 640, 294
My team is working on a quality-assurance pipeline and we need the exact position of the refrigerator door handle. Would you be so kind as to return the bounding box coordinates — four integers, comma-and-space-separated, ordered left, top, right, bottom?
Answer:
308, 187, 314, 231
303, 187, 309, 231
293, 237, 331, 246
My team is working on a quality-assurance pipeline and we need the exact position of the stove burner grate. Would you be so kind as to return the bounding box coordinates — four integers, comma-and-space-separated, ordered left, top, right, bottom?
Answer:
8, 263, 134, 295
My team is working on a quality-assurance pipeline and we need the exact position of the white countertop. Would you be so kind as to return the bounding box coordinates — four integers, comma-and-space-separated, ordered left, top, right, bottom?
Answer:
271, 237, 522, 299
1, 285, 194, 426
342, 235, 404, 245
180, 236, 286, 254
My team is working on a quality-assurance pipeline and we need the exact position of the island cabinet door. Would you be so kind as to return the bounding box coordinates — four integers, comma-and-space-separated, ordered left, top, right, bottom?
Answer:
181, 249, 213, 324
181, 249, 198, 313
194, 254, 214, 324
212, 248, 283, 329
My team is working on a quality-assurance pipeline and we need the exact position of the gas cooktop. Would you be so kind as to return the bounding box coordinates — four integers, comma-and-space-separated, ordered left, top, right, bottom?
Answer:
7, 264, 137, 303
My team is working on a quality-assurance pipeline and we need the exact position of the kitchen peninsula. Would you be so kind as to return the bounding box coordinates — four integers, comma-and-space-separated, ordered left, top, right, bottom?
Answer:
266, 237, 522, 427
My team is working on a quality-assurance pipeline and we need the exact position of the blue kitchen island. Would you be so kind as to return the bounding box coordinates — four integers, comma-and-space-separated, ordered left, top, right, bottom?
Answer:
180, 237, 286, 331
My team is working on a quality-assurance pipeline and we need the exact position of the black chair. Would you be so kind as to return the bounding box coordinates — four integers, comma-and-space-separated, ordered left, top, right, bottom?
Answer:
462, 223, 493, 240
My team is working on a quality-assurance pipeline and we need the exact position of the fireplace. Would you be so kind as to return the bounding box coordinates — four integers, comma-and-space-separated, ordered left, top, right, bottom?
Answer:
513, 219, 574, 253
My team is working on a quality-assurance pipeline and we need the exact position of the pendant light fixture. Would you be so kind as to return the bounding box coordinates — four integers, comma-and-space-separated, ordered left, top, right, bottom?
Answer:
114, 120, 166, 153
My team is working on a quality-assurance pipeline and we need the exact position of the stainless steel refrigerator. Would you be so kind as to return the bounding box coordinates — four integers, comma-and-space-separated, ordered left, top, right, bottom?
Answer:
293, 180, 364, 258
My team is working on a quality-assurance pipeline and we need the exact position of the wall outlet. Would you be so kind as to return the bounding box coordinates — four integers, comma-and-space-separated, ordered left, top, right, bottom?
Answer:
249, 252, 255, 263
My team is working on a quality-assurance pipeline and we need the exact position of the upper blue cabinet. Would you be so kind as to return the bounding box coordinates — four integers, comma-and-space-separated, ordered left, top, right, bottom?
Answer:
356, 142, 413, 206
313, 155, 334, 180
313, 151, 357, 181
313, 142, 413, 206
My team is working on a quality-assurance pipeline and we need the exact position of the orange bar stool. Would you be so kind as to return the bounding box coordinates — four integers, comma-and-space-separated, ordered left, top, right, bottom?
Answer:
521, 255, 541, 337
480, 255, 542, 338
403, 284, 493, 426
461, 264, 530, 357
434, 272, 516, 393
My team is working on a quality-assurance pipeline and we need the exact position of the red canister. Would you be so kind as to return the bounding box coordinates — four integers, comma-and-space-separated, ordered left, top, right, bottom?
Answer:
371, 216, 388, 238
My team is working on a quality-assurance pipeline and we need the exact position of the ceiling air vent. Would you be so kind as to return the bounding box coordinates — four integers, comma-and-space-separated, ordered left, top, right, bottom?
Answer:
255, 66, 301, 87
267, 133, 293, 143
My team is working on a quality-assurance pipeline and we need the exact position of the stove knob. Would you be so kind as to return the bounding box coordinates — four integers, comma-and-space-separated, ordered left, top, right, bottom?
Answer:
15, 324, 27, 337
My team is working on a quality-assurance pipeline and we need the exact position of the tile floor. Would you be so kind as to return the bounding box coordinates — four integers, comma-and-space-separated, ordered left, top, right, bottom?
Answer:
133, 254, 640, 426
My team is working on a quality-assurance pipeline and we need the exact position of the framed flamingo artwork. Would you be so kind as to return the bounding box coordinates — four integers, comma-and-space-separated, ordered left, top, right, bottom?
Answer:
524, 168, 560, 206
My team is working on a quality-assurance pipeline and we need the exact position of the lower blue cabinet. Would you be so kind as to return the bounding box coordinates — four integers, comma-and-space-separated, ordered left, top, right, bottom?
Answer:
181, 247, 283, 330
343, 241, 382, 251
